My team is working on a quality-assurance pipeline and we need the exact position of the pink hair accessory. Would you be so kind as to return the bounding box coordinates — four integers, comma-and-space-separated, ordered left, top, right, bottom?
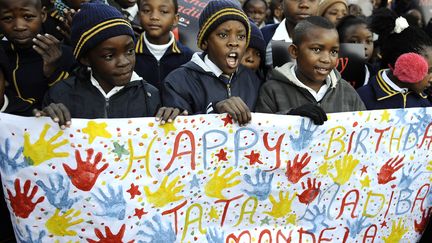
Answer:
393, 52, 428, 83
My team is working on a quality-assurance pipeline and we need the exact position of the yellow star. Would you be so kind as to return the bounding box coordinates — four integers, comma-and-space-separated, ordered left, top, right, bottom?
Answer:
159, 122, 177, 136
209, 206, 219, 220
380, 110, 391, 123
360, 175, 371, 188
318, 162, 331, 176
286, 214, 297, 225
82, 121, 112, 144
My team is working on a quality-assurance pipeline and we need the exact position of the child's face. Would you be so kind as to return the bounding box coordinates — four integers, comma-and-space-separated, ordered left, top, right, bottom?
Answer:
323, 2, 347, 26
138, 0, 178, 45
241, 47, 261, 71
244, 0, 267, 27
81, 35, 136, 93
342, 23, 374, 62
290, 27, 339, 87
115, 0, 137, 9
202, 20, 248, 75
63, 0, 89, 10
283, 0, 319, 25
0, 0, 46, 48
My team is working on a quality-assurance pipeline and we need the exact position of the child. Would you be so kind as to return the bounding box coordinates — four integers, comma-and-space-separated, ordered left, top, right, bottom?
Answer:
318, 0, 348, 26
267, 0, 283, 24
261, 0, 319, 68
256, 16, 365, 125
134, 0, 193, 92
111, 0, 143, 37
37, 2, 183, 127
241, 19, 266, 81
242, 0, 268, 28
0, 0, 75, 115
162, 0, 262, 126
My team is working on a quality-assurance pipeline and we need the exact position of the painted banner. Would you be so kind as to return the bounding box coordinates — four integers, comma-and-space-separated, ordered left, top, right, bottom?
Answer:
0, 108, 432, 242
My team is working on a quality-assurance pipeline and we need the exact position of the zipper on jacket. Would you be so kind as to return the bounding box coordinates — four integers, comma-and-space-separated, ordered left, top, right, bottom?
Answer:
104, 98, 109, 118
157, 61, 161, 84
226, 74, 233, 97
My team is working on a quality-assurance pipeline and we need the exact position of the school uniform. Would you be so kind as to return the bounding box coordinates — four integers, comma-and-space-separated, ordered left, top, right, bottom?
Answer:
260, 19, 292, 67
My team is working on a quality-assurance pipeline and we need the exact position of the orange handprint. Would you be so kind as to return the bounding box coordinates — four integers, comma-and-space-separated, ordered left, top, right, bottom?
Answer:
7, 179, 45, 218
286, 153, 311, 184
377, 156, 405, 184
87, 224, 130, 243
297, 178, 321, 205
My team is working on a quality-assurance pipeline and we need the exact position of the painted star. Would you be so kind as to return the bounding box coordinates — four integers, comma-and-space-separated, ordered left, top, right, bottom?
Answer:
112, 142, 129, 159
221, 114, 233, 126
159, 122, 177, 136
245, 151, 262, 165
260, 216, 271, 225
127, 183, 141, 199
82, 121, 112, 144
134, 207, 147, 219
380, 110, 391, 123
189, 175, 200, 189
209, 206, 219, 220
360, 165, 368, 176
215, 149, 228, 162
380, 220, 388, 228
360, 175, 371, 188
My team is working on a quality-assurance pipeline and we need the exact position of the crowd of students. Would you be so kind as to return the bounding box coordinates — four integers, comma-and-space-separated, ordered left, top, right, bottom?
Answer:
1, 0, 432, 241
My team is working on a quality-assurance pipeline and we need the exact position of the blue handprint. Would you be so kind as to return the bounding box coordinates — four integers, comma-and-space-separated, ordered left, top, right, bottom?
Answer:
395, 109, 408, 124
36, 173, 80, 210
301, 205, 329, 233
0, 138, 28, 174
289, 119, 318, 151
137, 215, 176, 243
243, 169, 273, 201
91, 184, 126, 220
15, 225, 46, 243
346, 216, 371, 238
413, 110, 431, 132
206, 228, 224, 243
399, 164, 423, 190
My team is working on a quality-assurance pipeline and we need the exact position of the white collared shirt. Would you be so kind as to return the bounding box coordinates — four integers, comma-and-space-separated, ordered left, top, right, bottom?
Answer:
204, 55, 224, 78
143, 32, 175, 61
90, 70, 141, 99
290, 65, 330, 101
122, 4, 139, 22
381, 69, 409, 93
265, 19, 293, 66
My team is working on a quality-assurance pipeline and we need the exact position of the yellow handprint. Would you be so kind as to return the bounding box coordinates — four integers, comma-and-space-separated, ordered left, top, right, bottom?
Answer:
329, 154, 359, 185
144, 175, 185, 208
383, 219, 408, 243
264, 191, 295, 218
46, 209, 84, 236
23, 124, 69, 166
427, 160, 432, 171
204, 167, 241, 199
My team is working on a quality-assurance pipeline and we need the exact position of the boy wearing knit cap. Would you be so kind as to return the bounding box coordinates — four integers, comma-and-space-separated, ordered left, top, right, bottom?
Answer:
162, 0, 262, 126
241, 19, 266, 72
36, 2, 184, 128
318, 0, 348, 25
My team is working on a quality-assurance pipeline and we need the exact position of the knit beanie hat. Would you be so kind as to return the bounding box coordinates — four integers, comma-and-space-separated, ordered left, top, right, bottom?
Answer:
71, 1, 135, 60
393, 52, 428, 83
197, 0, 251, 49
318, 0, 348, 16
248, 19, 265, 63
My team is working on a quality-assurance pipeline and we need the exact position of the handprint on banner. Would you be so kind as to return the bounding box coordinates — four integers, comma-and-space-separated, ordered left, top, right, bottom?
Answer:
15, 225, 46, 243
289, 119, 318, 151
92, 185, 126, 219
0, 138, 28, 174
45, 208, 84, 236
23, 124, 69, 166
329, 154, 359, 185
63, 149, 108, 191
377, 156, 405, 184
87, 224, 128, 243
415, 208, 432, 233
382, 219, 408, 243
399, 164, 423, 190
264, 191, 295, 218
144, 175, 185, 208
285, 153, 311, 184
206, 228, 225, 243
346, 216, 371, 238
301, 205, 329, 233
297, 178, 321, 205
137, 215, 176, 243
243, 169, 273, 200
394, 109, 408, 124
205, 167, 241, 199
36, 173, 80, 210
7, 179, 44, 218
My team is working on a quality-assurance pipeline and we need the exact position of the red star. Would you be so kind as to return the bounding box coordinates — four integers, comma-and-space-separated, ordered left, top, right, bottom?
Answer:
127, 183, 141, 199
360, 165, 368, 176
380, 220, 387, 228
215, 149, 228, 162
134, 208, 147, 219
245, 151, 263, 165
221, 114, 233, 126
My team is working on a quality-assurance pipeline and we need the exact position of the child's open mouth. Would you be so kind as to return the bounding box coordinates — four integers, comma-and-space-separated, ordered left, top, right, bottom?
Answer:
226, 52, 238, 69
315, 67, 330, 75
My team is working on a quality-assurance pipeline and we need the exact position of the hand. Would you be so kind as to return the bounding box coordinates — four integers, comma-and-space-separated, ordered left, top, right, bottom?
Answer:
288, 104, 327, 125
63, 149, 108, 191
0, 138, 28, 174
382, 219, 408, 243
32, 34, 62, 77
36, 173, 80, 210
215, 97, 251, 126
7, 179, 45, 218
87, 224, 127, 243
297, 177, 321, 205
399, 164, 423, 189
264, 191, 295, 218
289, 119, 318, 151
377, 155, 404, 184
205, 167, 241, 199
144, 175, 185, 208
415, 208, 432, 233
206, 228, 224, 243
56, 9, 77, 42
137, 215, 176, 243
155, 107, 188, 125
45, 208, 84, 236
23, 124, 69, 166
16, 225, 46, 243
346, 216, 371, 239
302, 205, 329, 233
34, 103, 71, 129
329, 154, 360, 185
243, 169, 274, 201
91, 185, 126, 220
286, 153, 311, 184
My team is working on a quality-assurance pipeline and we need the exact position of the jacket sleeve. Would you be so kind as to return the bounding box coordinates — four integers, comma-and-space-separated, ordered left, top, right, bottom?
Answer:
255, 83, 277, 113
47, 45, 77, 86
143, 82, 161, 116
162, 74, 194, 114
352, 93, 367, 111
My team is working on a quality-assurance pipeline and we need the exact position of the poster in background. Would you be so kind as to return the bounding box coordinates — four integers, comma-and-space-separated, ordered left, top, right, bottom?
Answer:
178, 0, 210, 52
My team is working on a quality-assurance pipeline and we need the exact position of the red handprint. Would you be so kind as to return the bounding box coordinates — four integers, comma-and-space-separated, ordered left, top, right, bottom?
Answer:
377, 155, 404, 184
87, 224, 133, 243
63, 149, 108, 191
414, 208, 432, 233
297, 178, 321, 205
7, 179, 45, 218
286, 153, 311, 184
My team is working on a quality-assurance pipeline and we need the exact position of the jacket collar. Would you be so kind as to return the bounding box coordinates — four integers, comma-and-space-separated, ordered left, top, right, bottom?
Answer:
135, 32, 181, 55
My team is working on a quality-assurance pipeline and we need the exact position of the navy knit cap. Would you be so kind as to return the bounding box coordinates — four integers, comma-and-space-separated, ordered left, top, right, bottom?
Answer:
197, 0, 251, 49
71, 1, 135, 60
248, 19, 265, 63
